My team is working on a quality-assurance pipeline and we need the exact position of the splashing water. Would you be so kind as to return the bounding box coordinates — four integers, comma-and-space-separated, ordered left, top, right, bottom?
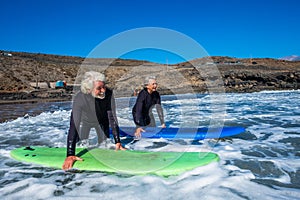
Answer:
0, 90, 299, 199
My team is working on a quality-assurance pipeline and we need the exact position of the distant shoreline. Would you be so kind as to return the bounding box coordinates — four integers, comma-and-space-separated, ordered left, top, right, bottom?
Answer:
0, 88, 298, 105
0, 98, 72, 105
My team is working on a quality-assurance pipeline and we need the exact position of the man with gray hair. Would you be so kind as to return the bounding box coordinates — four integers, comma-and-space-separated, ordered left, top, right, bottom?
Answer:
132, 76, 166, 138
62, 71, 125, 170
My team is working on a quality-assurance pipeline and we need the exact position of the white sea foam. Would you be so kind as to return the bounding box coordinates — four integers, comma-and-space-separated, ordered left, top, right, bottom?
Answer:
1, 90, 300, 199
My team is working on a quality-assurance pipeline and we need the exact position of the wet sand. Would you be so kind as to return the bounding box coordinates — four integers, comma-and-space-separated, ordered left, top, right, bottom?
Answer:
0, 101, 72, 123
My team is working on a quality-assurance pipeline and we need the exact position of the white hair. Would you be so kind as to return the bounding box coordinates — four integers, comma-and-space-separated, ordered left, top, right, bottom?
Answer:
81, 71, 106, 94
144, 76, 156, 86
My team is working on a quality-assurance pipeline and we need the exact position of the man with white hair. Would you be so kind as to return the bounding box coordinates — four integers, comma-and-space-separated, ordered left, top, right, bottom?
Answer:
62, 71, 125, 170
132, 76, 166, 138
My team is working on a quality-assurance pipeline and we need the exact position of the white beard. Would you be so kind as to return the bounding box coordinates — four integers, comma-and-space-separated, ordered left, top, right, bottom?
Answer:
92, 92, 105, 99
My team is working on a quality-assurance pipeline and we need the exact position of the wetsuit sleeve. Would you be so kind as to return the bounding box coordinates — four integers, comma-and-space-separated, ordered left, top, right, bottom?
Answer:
134, 91, 146, 126
66, 95, 82, 157
156, 94, 165, 125
107, 92, 121, 143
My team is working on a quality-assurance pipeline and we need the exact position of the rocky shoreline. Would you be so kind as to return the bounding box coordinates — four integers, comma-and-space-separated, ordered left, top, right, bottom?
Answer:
0, 51, 299, 104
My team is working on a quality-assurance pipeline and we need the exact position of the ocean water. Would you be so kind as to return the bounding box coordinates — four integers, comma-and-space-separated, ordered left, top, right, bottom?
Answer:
0, 90, 299, 199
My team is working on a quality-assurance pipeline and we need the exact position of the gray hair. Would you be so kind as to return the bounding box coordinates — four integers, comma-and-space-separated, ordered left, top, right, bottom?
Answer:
81, 71, 106, 94
144, 76, 156, 86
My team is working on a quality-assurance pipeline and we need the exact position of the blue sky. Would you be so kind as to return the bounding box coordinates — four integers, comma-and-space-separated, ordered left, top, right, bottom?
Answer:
1, 0, 299, 64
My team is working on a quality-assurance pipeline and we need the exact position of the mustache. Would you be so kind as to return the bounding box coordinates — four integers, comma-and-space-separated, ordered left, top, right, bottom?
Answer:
92, 92, 105, 99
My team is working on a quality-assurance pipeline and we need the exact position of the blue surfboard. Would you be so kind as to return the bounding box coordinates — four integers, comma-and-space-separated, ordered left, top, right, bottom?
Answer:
115, 126, 245, 140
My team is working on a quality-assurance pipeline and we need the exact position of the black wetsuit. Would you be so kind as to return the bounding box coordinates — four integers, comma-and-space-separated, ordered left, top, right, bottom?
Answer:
132, 88, 164, 127
66, 89, 120, 157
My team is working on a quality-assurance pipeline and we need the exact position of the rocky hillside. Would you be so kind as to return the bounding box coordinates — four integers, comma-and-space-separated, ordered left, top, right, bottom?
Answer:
0, 50, 299, 102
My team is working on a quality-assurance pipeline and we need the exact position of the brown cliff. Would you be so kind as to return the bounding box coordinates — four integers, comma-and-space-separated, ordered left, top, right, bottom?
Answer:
0, 50, 299, 103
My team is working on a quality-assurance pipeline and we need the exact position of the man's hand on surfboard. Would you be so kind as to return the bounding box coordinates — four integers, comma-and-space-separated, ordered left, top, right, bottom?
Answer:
134, 127, 145, 139
115, 142, 126, 151
62, 156, 83, 170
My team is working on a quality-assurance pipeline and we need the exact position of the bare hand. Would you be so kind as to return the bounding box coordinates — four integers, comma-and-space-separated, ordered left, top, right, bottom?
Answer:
161, 123, 166, 128
115, 142, 126, 151
134, 127, 145, 139
62, 156, 83, 170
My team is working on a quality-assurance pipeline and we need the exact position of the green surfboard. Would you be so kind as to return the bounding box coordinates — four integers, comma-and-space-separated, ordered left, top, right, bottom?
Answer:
10, 146, 219, 176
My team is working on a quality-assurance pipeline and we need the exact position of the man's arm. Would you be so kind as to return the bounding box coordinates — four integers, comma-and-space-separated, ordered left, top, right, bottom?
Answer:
66, 112, 80, 156
155, 94, 165, 126
63, 112, 83, 170
63, 95, 83, 170
107, 110, 120, 144
108, 91, 126, 150
134, 91, 147, 126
